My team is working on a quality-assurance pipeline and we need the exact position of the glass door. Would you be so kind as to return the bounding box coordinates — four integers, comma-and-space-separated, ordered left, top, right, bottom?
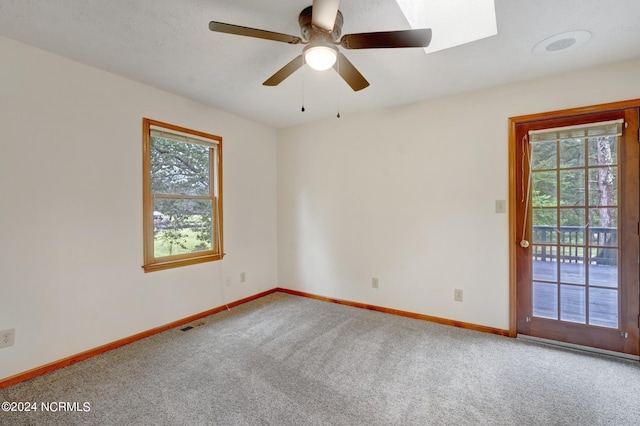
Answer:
515, 108, 639, 356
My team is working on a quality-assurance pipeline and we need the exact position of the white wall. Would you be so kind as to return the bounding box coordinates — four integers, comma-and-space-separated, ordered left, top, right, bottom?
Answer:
0, 36, 278, 380
277, 57, 640, 330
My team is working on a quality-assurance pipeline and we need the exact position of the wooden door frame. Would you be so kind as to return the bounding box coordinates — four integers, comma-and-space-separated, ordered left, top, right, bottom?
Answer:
508, 99, 640, 337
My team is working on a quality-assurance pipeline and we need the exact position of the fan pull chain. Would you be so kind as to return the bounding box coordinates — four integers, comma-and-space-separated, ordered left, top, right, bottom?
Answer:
336, 55, 341, 118
301, 55, 306, 112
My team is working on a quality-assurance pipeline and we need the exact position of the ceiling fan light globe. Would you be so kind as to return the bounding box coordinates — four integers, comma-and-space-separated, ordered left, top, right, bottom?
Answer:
304, 45, 337, 71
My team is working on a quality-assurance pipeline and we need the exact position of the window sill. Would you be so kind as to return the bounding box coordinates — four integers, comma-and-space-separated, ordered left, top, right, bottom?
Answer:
143, 253, 224, 273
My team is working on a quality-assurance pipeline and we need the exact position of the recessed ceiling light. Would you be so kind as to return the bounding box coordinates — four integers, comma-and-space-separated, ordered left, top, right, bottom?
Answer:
533, 30, 591, 54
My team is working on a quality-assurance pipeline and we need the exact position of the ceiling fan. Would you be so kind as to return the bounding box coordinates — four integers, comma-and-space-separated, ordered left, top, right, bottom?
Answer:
209, 0, 432, 91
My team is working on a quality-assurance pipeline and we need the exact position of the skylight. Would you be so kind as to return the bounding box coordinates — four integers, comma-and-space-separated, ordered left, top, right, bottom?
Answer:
395, 0, 497, 53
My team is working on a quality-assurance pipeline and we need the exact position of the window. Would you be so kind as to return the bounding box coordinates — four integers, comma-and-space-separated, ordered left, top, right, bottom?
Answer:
142, 118, 223, 272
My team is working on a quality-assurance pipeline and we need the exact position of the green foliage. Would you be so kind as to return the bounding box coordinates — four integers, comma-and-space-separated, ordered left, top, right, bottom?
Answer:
532, 192, 555, 227
151, 137, 210, 196
530, 140, 556, 170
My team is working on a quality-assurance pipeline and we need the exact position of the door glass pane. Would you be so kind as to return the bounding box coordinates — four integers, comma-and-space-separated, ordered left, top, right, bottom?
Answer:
560, 169, 585, 206
532, 171, 557, 206
531, 141, 557, 170
589, 248, 618, 288
588, 136, 617, 166
560, 285, 586, 323
532, 209, 557, 243
588, 288, 618, 328
559, 139, 585, 168
588, 167, 617, 206
533, 282, 558, 319
560, 257, 585, 284
532, 245, 557, 281
559, 208, 585, 229
589, 208, 617, 246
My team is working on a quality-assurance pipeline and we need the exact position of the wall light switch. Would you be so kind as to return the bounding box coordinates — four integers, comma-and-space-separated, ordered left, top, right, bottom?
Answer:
372, 277, 379, 289
495, 200, 506, 214
454, 289, 464, 302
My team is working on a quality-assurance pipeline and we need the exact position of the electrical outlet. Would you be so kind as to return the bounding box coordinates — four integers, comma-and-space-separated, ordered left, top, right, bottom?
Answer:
0, 328, 15, 348
372, 277, 379, 289
454, 289, 464, 302
240, 272, 246, 283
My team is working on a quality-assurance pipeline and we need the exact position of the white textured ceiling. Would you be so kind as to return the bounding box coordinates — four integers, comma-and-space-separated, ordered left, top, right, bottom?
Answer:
1, 0, 640, 128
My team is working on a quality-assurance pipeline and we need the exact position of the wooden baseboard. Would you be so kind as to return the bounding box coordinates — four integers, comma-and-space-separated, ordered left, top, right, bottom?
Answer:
0, 288, 277, 390
276, 287, 510, 337
1, 286, 508, 389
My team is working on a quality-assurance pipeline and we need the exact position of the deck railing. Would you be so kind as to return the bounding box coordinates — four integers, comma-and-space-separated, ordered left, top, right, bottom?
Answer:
532, 226, 617, 265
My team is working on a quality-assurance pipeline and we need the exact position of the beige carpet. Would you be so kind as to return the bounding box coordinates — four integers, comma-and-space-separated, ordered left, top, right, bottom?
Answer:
1, 292, 639, 425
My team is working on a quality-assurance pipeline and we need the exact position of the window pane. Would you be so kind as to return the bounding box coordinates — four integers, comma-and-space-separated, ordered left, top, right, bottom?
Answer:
150, 137, 210, 196
153, 198, 213, 257
532, 245, 557, 281
588, 136, 617, 166
559, 169, 585, 206
531, 141, 557, 170
560, 252, 585, 284
588, 288, 618, 328
589, 248, 618, 288
588, 167, 617, 207
559, 212, 585, 244
533, 210, 557, 243
532, 171, 557, 206
533, 282, 558, 319
559, 208, 585, 229
560, 285, 586, 324
589, 208, 617, 247
559, 139, 585, 168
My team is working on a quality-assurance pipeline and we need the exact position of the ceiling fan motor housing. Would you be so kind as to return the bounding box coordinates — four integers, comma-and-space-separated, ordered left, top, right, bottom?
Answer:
299, 6, 344, 43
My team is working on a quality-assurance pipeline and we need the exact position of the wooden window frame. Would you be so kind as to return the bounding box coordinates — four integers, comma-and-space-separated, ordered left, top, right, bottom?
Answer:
142, 118, 223, 272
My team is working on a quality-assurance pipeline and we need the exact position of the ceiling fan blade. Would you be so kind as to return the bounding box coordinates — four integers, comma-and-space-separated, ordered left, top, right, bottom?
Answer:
334, 53, 369, 92
340, 28, 432, 49
311, 0, 340, 31
209, 21, 302, 44
263, 55, 304, 87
